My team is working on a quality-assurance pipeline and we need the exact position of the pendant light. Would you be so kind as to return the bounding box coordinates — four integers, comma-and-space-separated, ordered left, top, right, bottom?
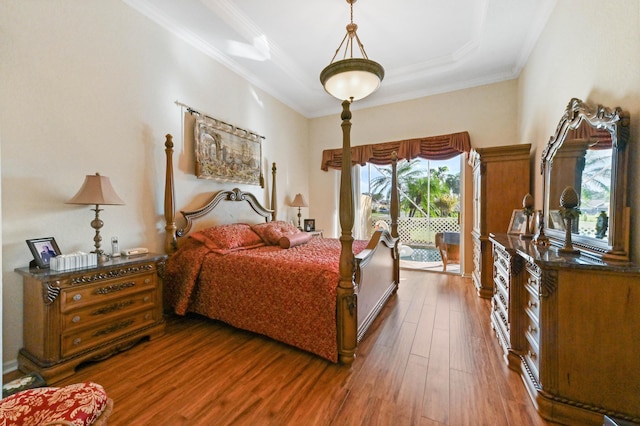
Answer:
320, 0, 384, 102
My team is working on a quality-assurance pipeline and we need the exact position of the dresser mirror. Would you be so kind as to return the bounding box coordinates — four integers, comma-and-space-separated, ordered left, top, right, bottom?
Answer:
541, 98, 631, 261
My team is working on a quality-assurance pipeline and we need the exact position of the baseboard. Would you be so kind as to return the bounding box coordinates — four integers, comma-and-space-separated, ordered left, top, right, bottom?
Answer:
3, 358, 19, 376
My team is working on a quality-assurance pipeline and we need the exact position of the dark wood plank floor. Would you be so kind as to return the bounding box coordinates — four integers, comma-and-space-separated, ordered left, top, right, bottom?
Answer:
6, 270, 553, 425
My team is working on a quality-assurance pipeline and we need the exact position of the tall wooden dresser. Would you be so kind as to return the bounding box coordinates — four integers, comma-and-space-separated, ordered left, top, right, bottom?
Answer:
468, 144, 530, 298
490, 234, 640, 425
16, 253, 166, 383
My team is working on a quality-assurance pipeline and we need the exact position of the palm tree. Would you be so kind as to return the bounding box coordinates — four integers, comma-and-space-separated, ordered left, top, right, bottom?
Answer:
370, 159, 424, 213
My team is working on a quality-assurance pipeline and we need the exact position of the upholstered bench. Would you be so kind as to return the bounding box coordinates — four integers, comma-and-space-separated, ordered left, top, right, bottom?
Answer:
0, 382, 112, 426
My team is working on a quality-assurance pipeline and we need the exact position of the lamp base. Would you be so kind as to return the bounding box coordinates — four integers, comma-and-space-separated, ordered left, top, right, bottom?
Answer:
93, 250, 109, 263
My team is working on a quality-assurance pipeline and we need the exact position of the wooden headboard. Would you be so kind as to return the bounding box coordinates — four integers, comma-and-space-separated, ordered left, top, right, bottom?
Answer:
163, 134, 276, 254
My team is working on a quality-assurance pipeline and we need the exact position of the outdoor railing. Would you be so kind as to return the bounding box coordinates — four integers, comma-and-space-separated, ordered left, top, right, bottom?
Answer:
371, 216, 460, 247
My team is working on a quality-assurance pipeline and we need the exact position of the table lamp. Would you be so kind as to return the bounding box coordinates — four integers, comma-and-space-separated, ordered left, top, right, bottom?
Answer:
290, 193, 308, 229
67, 173, 125, 262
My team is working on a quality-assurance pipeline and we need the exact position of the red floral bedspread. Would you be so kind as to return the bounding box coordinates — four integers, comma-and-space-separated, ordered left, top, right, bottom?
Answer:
164, 237, 368, 363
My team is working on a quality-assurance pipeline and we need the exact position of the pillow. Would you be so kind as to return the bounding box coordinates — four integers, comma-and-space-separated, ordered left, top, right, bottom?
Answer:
279, 232, 312, 249
251, 221, 301, 245
190, 223, 265, 254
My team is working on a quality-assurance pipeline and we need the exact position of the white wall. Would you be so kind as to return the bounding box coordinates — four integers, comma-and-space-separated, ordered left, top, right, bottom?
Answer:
518, 0, 640, 262
0, 0, 309, 371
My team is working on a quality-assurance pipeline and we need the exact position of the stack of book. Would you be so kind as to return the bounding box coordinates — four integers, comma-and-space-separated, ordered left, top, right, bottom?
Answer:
50, 252, 98, 271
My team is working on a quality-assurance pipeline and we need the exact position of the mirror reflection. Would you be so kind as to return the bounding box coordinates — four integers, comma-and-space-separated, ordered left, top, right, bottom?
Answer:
547, 121, 612, 239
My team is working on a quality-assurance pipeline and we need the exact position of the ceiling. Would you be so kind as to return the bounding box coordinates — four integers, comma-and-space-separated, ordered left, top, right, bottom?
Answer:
123, 0, 557, 118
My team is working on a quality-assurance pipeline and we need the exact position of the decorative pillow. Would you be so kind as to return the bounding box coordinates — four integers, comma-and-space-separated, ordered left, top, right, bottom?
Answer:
252, 221, 301, 245
279, 232, 312, 249
190, 223, 265, 254
0, 382, 111, 426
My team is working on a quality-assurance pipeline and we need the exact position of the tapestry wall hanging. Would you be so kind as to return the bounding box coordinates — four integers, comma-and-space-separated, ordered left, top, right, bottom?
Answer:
194, 115, 264, 186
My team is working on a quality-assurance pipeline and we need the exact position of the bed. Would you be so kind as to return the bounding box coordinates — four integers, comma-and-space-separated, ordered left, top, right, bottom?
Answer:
161, 105, 400, 364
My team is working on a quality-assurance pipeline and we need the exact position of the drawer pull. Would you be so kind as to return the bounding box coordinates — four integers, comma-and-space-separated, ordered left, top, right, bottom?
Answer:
144, 278, 151, 284
143, 296, 149, 303
91, 300, 134, 316
94, 281, 135, 295
528, 300, 538, 308
72, 316, 81, 323
93, 319, 135, 337
73, 338, 81, 346
528, 325, 537, 333
73, 294, 82, 301
144, 313, 151, 320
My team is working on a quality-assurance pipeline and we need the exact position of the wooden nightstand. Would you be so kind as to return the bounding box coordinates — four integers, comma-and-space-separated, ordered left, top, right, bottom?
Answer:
15, 253, 167, 384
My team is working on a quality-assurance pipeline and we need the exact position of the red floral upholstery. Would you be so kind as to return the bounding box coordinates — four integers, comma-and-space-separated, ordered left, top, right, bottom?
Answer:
0, 382, 111, 426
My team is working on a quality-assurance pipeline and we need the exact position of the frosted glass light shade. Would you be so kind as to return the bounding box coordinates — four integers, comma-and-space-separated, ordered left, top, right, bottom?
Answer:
320, 58, 384, 101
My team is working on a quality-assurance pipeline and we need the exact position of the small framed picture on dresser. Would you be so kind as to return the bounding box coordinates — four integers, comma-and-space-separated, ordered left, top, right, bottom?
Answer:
26, 237, 61, 268
304, 219, 316, 232
507, 210, 531, 235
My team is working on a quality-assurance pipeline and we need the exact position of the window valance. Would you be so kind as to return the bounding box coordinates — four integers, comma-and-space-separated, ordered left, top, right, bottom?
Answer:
321, 131, 471, 171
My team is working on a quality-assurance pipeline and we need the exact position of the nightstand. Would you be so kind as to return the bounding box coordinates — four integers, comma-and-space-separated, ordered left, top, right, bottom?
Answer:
307, 230, 323, 238
15, 253, 167, 384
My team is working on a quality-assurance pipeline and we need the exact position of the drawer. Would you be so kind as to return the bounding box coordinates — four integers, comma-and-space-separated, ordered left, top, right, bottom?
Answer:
61, 273, 156, 313
61, 308, 158, 357
491, 298, 509, 336
524, 308, 540, 344
62, 288, 157, 332
524, 330, 540, 381
524, 284, 540, 322
492, 246, 511, 277
494, 268, 509, 298
493, 286, 509, 316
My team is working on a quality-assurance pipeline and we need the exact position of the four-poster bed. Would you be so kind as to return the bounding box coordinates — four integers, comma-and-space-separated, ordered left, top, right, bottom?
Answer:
161, 111, 400, 363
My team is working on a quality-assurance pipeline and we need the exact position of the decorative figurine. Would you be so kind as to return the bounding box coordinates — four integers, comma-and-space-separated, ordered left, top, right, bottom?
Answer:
595, 210, 608, 239
559, 186, 580, 254
533, 209, 549, 246
520, 193, 535, 240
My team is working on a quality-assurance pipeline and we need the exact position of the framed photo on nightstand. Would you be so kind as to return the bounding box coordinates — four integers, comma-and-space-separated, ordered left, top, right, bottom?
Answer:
26, 237, 61, 268
304, 219, 315, 232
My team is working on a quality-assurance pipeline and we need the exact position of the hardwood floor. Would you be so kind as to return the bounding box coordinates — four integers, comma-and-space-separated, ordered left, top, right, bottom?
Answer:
6, 270, 553, 425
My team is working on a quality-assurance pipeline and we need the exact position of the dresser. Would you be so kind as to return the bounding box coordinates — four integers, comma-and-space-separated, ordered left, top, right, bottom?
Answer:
16, 253, 167, 384
490, 234, 640, 425
468, 144, 530, 298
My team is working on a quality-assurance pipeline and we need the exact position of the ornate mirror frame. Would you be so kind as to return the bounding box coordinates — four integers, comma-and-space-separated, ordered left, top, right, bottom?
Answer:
541, 98, 631, 261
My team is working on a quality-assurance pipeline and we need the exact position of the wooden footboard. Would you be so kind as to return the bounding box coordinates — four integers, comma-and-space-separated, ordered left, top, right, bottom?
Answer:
354, 230, 399, 341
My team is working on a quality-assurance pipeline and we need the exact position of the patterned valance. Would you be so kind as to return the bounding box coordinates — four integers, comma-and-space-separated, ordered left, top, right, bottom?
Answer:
321, 131, 471, 171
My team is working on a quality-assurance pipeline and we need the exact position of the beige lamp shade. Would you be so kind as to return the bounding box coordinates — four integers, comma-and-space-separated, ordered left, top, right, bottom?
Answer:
67, 173, 125, 206
290, 193, 308, 208
67, 173, 124, 261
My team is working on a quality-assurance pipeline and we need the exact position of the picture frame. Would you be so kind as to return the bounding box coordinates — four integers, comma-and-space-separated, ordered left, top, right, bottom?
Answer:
26, 237, 61, 268
548, 209, 565, 231
194, 115, 264, 187
304, 219, 316, 232
507, 210, 532, 235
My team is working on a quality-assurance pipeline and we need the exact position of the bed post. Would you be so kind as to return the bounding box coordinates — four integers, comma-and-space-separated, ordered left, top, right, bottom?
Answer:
164, 134, 177, 254
337, 100, 357, 365
271, 162, 277, 221
390, 151, 400, 287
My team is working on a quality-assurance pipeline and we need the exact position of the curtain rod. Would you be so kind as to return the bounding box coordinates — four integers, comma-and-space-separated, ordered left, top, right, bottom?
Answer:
174, 100, 265, 140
